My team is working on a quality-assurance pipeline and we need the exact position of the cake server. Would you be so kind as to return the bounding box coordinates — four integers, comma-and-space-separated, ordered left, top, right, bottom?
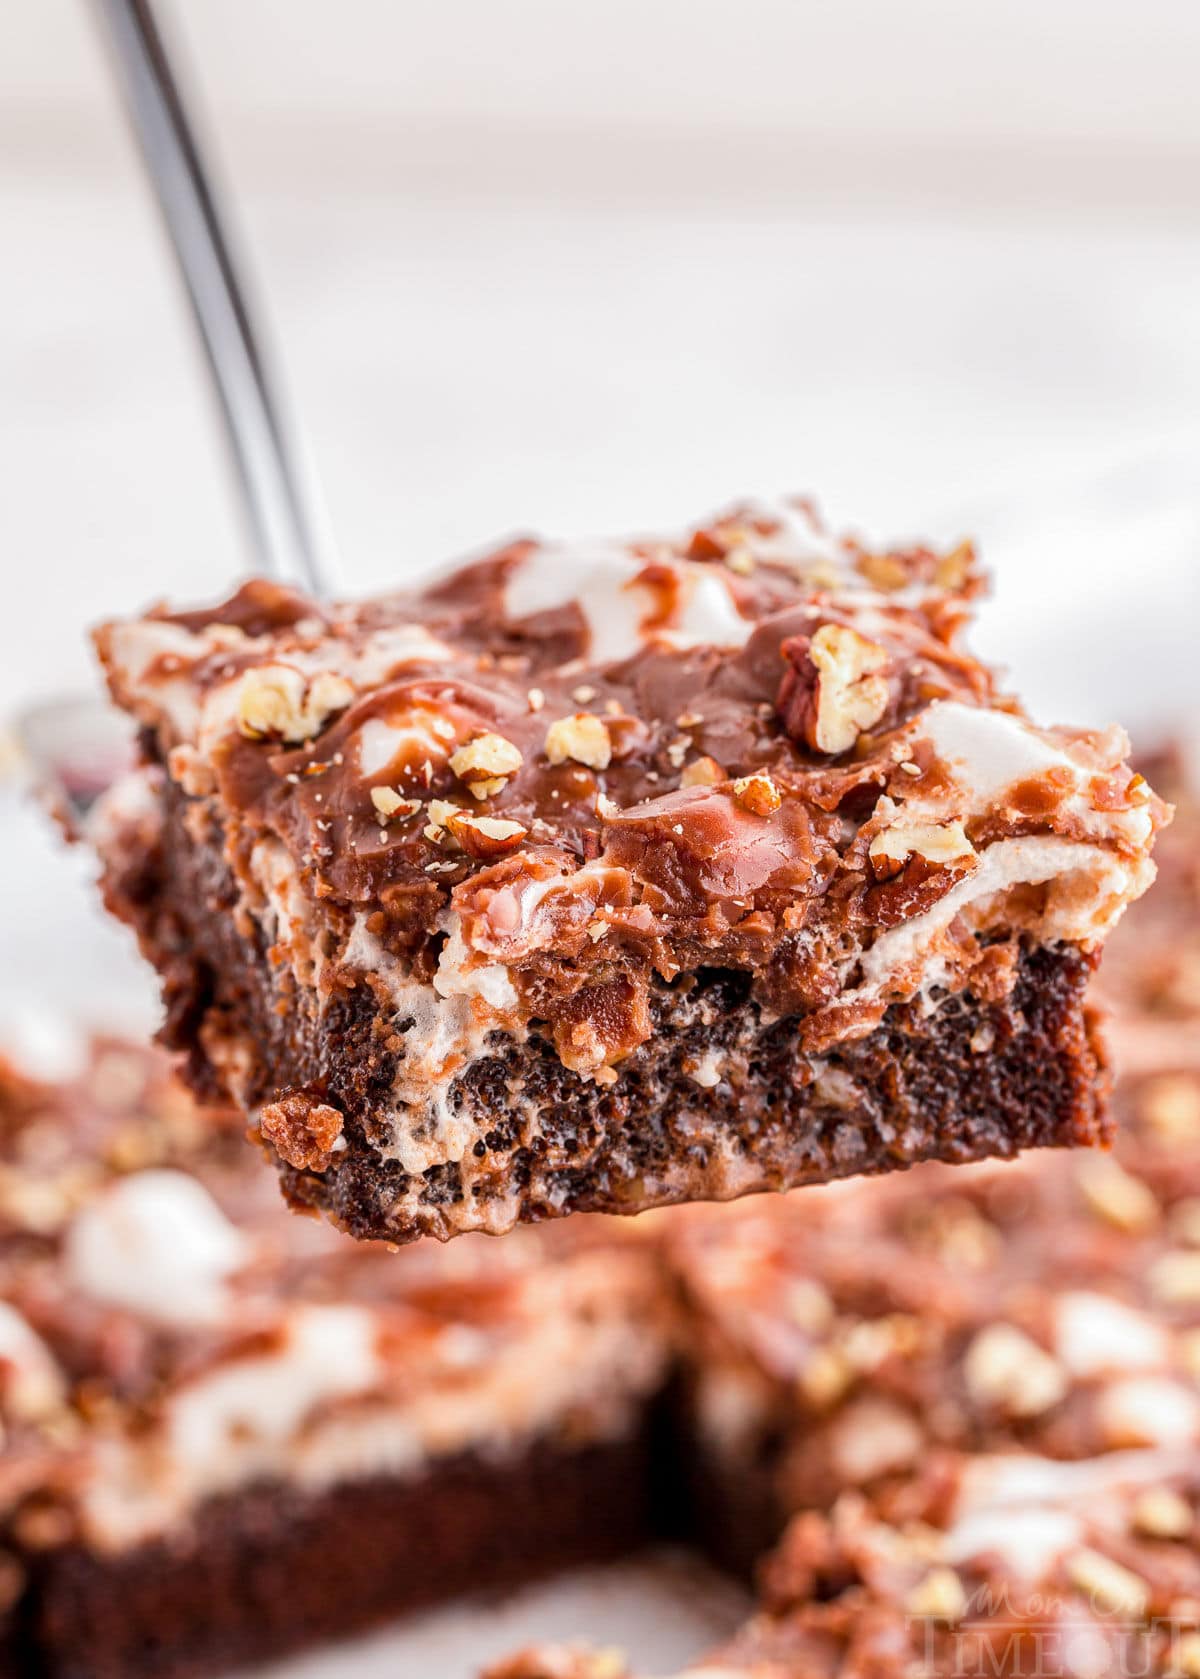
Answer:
11, 0, 339, 825
90, 0, 337, 598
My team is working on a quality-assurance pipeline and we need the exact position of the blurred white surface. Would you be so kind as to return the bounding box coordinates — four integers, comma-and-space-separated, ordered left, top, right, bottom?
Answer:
12, 0, 1200, 165
2, 4, 1199, 1674
6, 184, 1199, 734
242, 1552, 747, 1679
0, 789, 158, 1044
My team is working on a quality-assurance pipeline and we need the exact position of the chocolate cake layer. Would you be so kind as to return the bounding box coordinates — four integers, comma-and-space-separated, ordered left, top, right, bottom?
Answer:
93, 500, 1162, 1241
26, 1432, 655, 1679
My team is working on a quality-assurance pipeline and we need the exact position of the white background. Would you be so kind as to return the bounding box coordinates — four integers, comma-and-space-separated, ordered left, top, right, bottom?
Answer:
2, 3, 1199, 1673
3, 0, 1199, 733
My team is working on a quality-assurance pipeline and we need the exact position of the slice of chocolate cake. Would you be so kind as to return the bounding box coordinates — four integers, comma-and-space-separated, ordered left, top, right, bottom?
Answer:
0, 1039, 671, 1679
91, 500, 1164, 1243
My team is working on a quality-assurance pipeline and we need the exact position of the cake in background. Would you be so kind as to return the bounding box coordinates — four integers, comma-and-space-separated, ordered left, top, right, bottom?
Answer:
0, 1041, 670, 1679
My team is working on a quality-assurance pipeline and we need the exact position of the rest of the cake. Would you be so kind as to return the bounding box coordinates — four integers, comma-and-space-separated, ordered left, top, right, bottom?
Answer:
669, 1125, 1200, 1576
488, 1452, 1200, 1679
93, 500, 1164, 1242
0, 1039, 670, 1679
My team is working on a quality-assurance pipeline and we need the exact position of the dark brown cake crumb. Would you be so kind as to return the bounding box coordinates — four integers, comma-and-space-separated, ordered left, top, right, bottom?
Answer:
259, 1091, 344, 1172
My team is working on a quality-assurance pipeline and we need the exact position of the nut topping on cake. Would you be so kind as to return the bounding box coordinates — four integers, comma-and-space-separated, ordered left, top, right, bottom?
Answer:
236, 666, 353, 743
449, 732, 524, 798
448, 812, 530, 858
963, 1324, 1067, 1418
905, 1567, 968, 1623
544, 713, 614, 770
679, 755, 725, 788
868, 817, 976, 875
732, 773, 782, 816
370, 786, 422, 821
777, 622, 890, 755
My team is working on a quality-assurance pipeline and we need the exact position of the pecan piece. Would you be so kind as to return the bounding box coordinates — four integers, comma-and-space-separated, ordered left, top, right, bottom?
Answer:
778, 623, 889, 755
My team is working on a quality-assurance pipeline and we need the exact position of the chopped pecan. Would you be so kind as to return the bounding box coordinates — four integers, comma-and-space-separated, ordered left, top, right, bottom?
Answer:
680, 755, 725, 788
448, 731, 523, 799
237, 666, 353, 744
424, 799, 466, 845
545, 713, 613, 770
868, 817, 975, 878
551, 975, 652, 1075
733, 773, 782, 816
370, 786, 421, 820
777, 624, 890, 755
446, 811, 529, 859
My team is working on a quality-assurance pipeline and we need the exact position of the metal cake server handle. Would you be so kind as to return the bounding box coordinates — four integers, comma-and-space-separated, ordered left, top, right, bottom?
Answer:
10, 0, 340, 823
90, 0, 338, 598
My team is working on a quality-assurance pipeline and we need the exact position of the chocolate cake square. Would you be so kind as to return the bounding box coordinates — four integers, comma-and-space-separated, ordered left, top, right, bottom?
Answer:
92, 501, 1164, 1242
